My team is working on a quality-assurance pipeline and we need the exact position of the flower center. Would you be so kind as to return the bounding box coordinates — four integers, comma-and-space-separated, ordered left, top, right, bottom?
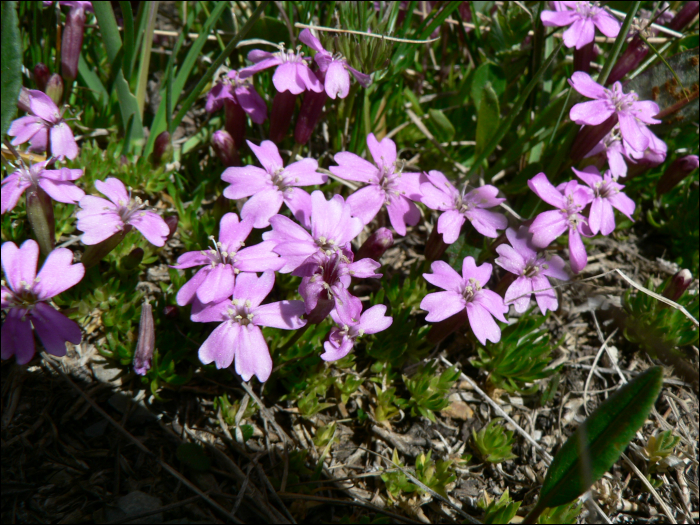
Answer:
277, 46, 308, 64
316, 235, 341, 256
202, 235, 242, 268
4, 278, 39, 309
227, 299, 255, 326
461, 277, 481, 302
594, 180, 617, 199
609, 83, 638, 113
574, 1, 601, 19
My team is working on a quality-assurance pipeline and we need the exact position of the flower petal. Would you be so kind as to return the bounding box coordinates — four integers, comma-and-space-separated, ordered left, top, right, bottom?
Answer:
248, 139, 284, 173
366, 133, 397, 168
421, 291, 465, 322
528, 172, 566, 208
283, 158, 325, 186
31, 302, 81, 356
236, 325, 273, 381
358, 304, 393, 334
532, 274, 558, 314
530, 210, 568, 248
129, 210, 170, 247
346, 185, 385, 225
95, 178, 130, 206
1, 172, 31, 214
176, 267, 209, 306
38, 178, 84, 204
50, 121, 79, 159
504, 276, 533, 313
2, 240, 39, 292
423, 260, 463, 292
568, 230, 588, 273
437, 209, 465, 244
386, 195, 420, 236
196, 263, 235, 305
325, 60, 350, 99
570, 100, 615, 125
466, 302, 501, 345
222, 165, 269, 199
234, 271, 275, 308
1, 311, 36, 364
569, 71, 608, 99
35, 248, 84, 300
330, 152, 379, 183
253, 300, 307, 329
199, 321, 238, 369
240, 187, 284, 229
462, 256, 493, 286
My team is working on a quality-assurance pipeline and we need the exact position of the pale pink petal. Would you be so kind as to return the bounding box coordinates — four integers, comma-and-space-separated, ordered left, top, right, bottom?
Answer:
234, 242, 284, 272
190, 297, 232, 323
241, 187, 284, 229
95, 178, 129, 206
28, 90, 60, 122
321, 335, 354, 362
592, 11, 621, 38
330, 152, 379, 183
273, 62, 306, 94
568, 18, 594, 49
466, 302, 501, 345
299, 276, 324, 312
325, 60, 350, 99
532, 274, 558, 314
298, 28, 325, 52
540, 9, 577, 27
219, 213, 252, 251
463, 257, 493, 286
569, 71, 608, 99
608, 192, 635, 219
8, 116, 46, 145
248, 139, 284, 173
50, 121, 79, 159
35, 248, 83, 300
76, 210, 124, 245
505, 276, 533, 313
222, 166, 269, 199
331, 286, 363, 326
1, 173, 31, 214
395, 172, 423, 201
172, 251, 212, 269
235, 325, 272, 381
27, 128, 49, 153
235, 271, 275, 308
420, 182, 453, 211
310, 191, 343, 240
347, 185, 385, 225
572, 165, 603, 188
387, 195, 420, 236
196, 263, 235, 305
495, 244, 526, 275
347, 65, 371, 87
466, 208, 508, 238
176, 267, 209, 306
570, 100, 615, 125
423, 260, 463, 292
505, 226, 537, 260
239, 55, 281, 78
632, 101, 661, 124
530, 210, 568, 248
346, 258, 382, 278
265, 214, 313, 244
252, 300, 306, 329
40, 167, 83, 181
2, 240, 38, 291
283, 188, 312, 229
588, 197, 604, 235
528, 172, 566, 208
466, 185, 505, 208
421, 291, 465, 322
568, 230, 588, 274
1, 311, 36, 364
598, 199, 617, 236
30, 302, 81, 356
129, 211, 170, 247
358, 304, 393, 334
618, 113, 649, 152
541, 255, 569, 281
199, 321, 239, 369
38, 179, 84, 204
437, 209, 465, 244
234, 84, 268, 124
367, 133, 397, 168
283, 158, 324, 186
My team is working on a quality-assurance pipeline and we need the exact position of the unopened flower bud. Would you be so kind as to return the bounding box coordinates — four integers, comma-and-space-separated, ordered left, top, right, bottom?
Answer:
18, 87, 31, 112
163, 305, 179, 319
61, 4, 86, 83
294, 82, 327, 145
81, 228, 130, 269
212, 194, 231, 226
224, 99, 246, 149
427, 310, 469, 344
656, 155, 699, 196
305, 298, 334, 325
26, 187, 55, 255
152, 131, 172, 166
573, 41, 595, 74
212, 130, 238, 167
45, 74, 64, 106
164, 214, 179, 241
269, 90, 297, 144
34, 63, 50, 91
356, 227, 393, 261
571, 115, 617, 161
425, 225, 449, 262
662, 269, 693, 302
120, 247, 144, 272
133, 302, 155, 376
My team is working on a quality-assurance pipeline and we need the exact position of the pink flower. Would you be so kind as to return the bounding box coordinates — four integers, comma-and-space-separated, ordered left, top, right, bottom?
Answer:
330, 134, 423, 235
1, 161, 84, 214
172, 213, 283, 306
239, 45, 323, 95
298, 29, 371, 99
205, 70, 267, 124
585, 127, 630, 178
527, 172, 594, 274
572, 166, 635, 235
495, 226, 569, 314
8, 90, 79, 159
222, 140, 326, 228
191, 272, 306, 382
2, 240, 84, 364
569, 72, 661, 153
421, 257, 508, 345
322, 303, 393, 362
76, 178, 170, 246
298, 250, 381, 324
541, 1, 620, 49
263, 190, 364, 273
420, 170, 508, 243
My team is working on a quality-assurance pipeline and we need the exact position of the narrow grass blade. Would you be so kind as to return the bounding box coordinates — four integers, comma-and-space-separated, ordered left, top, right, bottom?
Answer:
118, 1, 135, 79
597, 2, 641, 85
524, 366, 664, 523
135, 1, 159, 118
77, 54, 109, 107
1, 1, 22, 137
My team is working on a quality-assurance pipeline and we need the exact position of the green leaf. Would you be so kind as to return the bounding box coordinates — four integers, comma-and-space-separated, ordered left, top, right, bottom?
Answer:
1, 1, 21, 137
428, 108, 455, 142
475, 82, 500, 159
527, 367, 663, 521
470, 62, 506, 108
78, 54, 109, 107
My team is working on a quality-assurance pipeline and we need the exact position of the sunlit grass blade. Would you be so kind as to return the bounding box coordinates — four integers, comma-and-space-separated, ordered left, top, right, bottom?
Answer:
134, 1, 159, 118
1, 1, 22, 137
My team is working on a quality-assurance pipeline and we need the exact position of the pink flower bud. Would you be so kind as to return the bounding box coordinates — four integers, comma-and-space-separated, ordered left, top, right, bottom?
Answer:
18, 87, 31, 112
61, 4, 86, 83
269, 90, 297, 144
573, 41, 595, 74
294, 88, 327, 145
164, 214, 178, 241
656, 155, 699, 196
152, 131, 172, 166
34, 63, 50, 91
224, 99, 246, 149
212, 130, 238, 167
356, 227, 393, 261
427, 310, 469, 344
662, 269, 693, 302
133, 302, 155, 376
425, 225, 449, 261
45, 74, 64, 106
81, 228, 130, 269
26, 187, 55, 255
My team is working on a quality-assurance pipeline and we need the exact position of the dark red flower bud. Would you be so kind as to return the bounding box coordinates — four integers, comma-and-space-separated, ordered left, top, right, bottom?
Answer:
294, 81, 327, 145
61, 4, 86, 83
269, 90, 297, 144
34, 63, 50, 91
152, 131, 172, 166
662, 269, 693, 302
656, 155, 699, 196
134, 302, 155, 376
356, 227, 393, 261
164, 214, 179, 241
425, 225, 449, 262
212, 130, 238, 167
26, 187, 55, 255
224, 99, 246, 149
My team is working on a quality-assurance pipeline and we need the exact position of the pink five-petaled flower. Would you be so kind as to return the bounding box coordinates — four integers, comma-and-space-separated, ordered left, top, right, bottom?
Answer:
1, 161, 84, 214
222, 140, 326, 229
569, 72, 661, 153
76, 178, 170, 246
420, 170, 508, 243
172, 213, 283, 306
527, 172, 594, 274
1, 240, 84, 364
330, 134, 422, 236
239, 44, 323, 95
541, 1, 620, 49
8, 89, 79, 159
495, 226, 569, 315
421, 258, 508, 345
322, 303, 393, 362
191, 271, 306, 382
205, 70, 267, 124
572, 166, 635, 236
298, 29, 371, 99
298, 250, 382, 324
263, 190, 364, 273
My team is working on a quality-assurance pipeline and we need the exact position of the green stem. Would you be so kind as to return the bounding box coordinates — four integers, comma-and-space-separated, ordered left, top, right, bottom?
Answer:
597, 2, 641, 86
277, 323, 312, 355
